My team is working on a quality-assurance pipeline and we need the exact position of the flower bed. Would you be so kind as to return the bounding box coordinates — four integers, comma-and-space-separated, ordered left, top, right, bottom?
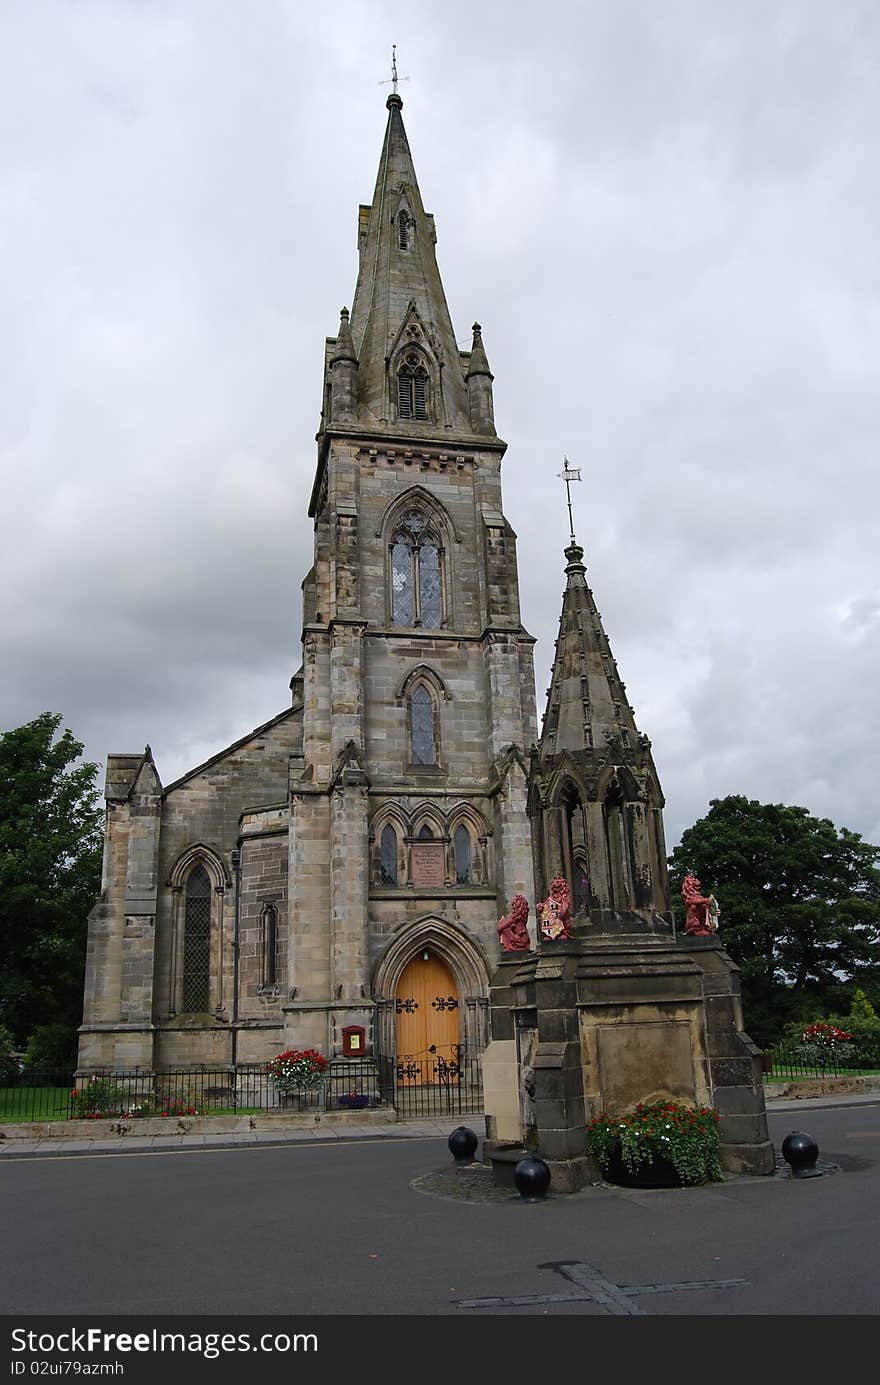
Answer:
794, 1022, 854, 1069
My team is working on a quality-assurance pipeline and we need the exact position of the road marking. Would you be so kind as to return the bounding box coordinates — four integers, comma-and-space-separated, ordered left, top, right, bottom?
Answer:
457, 1262, 748, 1314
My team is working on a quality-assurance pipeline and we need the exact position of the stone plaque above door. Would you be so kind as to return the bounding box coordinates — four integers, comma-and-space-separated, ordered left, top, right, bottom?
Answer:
410, 843, 446, 888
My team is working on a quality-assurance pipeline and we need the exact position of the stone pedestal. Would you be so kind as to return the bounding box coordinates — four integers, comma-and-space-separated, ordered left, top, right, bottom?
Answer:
484, 930, 774, 1192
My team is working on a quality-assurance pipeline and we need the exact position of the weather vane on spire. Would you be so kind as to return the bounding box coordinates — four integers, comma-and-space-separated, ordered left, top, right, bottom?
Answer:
558, 457, 582, 542
378, 44, 410, 96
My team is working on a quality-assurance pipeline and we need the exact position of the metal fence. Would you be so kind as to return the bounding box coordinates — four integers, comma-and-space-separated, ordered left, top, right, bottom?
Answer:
761, 1037, 880, 1081
379, 1044, 484, 1119
0, 1060, 388, 1123
0, 1047, 484, 1123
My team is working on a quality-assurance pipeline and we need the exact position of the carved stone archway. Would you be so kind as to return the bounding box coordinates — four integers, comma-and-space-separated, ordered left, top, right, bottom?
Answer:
372, 916, 490, 1060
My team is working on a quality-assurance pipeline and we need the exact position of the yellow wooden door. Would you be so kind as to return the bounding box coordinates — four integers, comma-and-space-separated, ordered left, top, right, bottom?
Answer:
395, 952, 460, 1086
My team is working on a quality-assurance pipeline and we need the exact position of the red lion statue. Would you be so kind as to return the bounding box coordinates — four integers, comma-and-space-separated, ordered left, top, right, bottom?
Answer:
682, 874, 720, 936
498, 894, 531, 952
537, 876, 573, 941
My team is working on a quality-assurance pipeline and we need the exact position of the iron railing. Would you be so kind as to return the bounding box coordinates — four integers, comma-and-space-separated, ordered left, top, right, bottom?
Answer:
0, 1060, 388, 1123
761, 1037, 880, 1081
379, 1043, 484, 1118
0, 1048, 484, 1122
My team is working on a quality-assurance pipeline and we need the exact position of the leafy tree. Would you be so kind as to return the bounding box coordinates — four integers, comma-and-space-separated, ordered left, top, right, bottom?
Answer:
0, 714, 103, 1048
0, 1023, 20, 1085
668, 796, 880, 1045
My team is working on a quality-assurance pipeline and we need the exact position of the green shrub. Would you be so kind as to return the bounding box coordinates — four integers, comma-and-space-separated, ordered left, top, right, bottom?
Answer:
22, 1023, 77, 1074
69, 1077, 127, 1119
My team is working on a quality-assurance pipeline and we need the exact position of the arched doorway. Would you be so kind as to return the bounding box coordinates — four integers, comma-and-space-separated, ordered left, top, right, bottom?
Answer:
395, 950, 460, 1087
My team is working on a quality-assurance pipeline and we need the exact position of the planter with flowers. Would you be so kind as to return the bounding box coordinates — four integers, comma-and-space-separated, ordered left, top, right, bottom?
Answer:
266, 1048, 328, 1106
587, 1100, 722, 1187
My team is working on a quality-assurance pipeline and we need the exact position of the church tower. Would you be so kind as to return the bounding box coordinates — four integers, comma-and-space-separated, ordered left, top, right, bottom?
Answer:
288, 89, 537, 1062
78, 90, 537, 1078
529, 534, 671, 929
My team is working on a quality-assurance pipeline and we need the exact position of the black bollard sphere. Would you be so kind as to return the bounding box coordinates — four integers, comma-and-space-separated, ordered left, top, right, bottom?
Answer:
781, 1130, 820, 1178
448, 1126, 478, 1166
513, 1154, 551, 1202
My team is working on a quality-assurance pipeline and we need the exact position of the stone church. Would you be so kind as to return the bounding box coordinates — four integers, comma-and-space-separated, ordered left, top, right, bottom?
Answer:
78, 91, 670, 1078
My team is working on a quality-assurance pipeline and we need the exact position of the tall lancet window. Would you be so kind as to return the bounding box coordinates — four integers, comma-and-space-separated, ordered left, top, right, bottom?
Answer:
410, 684, 437, 765
182, 865, 212, 1013
454, 825, 472, 884
398, 353, 429, 419
398, 210, 410, 250
261, 904, 278, 989
389, 509, 444, 629
380, 824, 398, 885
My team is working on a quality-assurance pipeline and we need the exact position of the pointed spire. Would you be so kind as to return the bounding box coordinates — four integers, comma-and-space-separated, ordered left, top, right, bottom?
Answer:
465, 322, 492, 379
330, 306, 357, 365
346, 95, 472, 433
465, 321, 496, 434
538, 542, 641, 760
329, 306, 358, 423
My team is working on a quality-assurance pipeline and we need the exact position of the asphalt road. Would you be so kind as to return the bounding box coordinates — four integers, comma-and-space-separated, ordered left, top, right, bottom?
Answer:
1, 1103, 878, 1317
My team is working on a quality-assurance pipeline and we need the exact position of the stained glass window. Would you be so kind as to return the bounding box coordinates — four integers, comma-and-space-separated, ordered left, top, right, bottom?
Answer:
411, 685, 436, 765
454, 826, 472, 884
380, 825, 398, 884
182, 865, 211, 1013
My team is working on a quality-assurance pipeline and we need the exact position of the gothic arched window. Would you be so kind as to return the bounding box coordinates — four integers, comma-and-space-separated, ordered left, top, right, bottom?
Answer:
380, 824, 398, 885
410, 684, 437, 766
398, 352, 429, 420
454, 825, 472, 884
398, 210, 410, 250
390, 509, 444, 628
182, 865, 212, 1013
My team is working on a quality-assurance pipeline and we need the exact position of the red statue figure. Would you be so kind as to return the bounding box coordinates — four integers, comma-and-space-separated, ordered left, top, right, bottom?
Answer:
537, 876, 573, 941
498, 894, 531, 952
682, 874, 720, 936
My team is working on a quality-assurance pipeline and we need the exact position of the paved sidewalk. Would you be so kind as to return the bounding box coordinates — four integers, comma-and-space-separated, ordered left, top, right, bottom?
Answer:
2, 1088, 878, 1159
0, 1114, 468, 1158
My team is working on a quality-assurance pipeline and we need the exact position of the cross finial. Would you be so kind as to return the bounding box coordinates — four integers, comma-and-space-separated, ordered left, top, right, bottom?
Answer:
378, 44, 410, 96
557, 457, 582, 543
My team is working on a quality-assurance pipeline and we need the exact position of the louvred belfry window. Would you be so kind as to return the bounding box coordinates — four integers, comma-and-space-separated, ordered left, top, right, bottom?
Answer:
389, 509, 444, 629
398, 210, 410, 250
398, 353, 429, 420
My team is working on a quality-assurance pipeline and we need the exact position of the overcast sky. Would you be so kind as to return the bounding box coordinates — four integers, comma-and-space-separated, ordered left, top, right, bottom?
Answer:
3, 0, 879, 850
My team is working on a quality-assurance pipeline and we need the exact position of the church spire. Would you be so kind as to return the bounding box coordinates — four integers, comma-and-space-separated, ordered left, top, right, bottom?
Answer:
538, 540, 642, 761
344, 91, 475, 434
